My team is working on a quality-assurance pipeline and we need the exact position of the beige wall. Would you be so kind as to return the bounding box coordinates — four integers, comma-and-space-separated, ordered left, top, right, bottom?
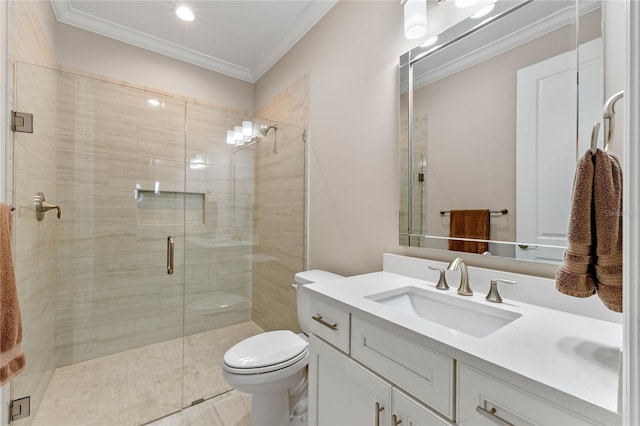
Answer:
255, 0, 625, 281
256, 1, 405, 276
55, 24, 255, 112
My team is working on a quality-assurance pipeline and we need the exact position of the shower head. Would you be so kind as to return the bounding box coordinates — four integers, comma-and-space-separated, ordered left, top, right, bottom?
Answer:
259, 124, 278, 137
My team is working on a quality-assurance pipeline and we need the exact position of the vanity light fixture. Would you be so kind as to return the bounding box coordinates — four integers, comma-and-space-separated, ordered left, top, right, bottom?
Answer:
226, 121, 255, 145
234, 126, 243, 142
402, 0, 427, 40
242, 120, 253, 137
226, 130, 235, 145
175, 6, 195, 22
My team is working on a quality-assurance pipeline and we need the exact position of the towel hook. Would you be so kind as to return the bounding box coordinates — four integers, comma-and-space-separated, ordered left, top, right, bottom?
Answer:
602, 90, 624, 152
590, 122, 601, 154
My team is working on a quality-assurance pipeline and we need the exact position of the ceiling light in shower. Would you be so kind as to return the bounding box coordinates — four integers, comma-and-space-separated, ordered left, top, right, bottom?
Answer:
175, 6, 195, 22
402, 0, 427, 40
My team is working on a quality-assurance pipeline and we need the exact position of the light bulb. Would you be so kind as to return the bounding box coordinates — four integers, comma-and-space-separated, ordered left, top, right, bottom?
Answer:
404, 0, 427, 40
175, 6, 195, 22
234, 126, 242, 141
242, 121, 252, 137
227, 130, 235, 145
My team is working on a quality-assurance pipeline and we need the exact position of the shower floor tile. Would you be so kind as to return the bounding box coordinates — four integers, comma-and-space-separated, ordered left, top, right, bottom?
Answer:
148, 390, 251, 426
32, 321, 262, 426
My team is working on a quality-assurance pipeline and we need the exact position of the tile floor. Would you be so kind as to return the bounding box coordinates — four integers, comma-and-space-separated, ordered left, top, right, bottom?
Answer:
32, 321, 262, 426
148, 390, 251, 426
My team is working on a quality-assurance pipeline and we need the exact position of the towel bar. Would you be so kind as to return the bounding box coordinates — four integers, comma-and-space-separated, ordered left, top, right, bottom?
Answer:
440, 209, 508, 216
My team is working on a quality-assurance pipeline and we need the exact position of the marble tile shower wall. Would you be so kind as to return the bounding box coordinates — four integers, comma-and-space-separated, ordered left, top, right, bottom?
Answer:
12, 64, 58, 426
10, 2, 60, 424
55, 72, 253, 366
252, 76, 307, 332
399, 112, 428, 246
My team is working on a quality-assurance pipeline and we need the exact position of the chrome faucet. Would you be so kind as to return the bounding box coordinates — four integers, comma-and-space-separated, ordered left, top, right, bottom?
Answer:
447, 258, 472, 296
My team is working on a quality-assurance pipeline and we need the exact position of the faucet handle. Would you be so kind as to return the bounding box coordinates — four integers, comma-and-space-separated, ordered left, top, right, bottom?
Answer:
428, 267, 449, 290
486, 278, 517, 303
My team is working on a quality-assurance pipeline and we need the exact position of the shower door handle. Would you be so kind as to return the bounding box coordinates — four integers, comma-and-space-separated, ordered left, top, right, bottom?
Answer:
167, 236, 174, 275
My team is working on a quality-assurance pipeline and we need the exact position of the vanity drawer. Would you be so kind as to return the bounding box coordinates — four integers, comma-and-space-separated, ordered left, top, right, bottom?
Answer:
457, 363, 599, 425
309, 296, 351, 353
351, 315, 455, 421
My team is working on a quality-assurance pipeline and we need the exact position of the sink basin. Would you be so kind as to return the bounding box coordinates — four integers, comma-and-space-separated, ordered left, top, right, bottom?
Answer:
366, 286, 521, 338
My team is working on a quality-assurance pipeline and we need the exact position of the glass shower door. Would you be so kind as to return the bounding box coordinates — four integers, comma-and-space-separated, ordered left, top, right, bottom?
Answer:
12, 63, 187, 425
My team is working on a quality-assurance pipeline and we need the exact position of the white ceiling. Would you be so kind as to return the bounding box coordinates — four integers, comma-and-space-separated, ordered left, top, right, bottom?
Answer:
50, 0, 338, 83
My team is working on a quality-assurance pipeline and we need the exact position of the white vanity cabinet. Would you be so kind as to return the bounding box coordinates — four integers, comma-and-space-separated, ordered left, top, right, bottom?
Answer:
351, 315, 455, 420
457, 364, 599, 426
308, 334, 392, 426
308, 296, 454, 426
306, 271, 621, 426
308, 334, 451, 426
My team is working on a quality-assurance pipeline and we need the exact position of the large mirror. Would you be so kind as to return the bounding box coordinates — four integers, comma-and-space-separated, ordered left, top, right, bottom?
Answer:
399, 0, 604, 264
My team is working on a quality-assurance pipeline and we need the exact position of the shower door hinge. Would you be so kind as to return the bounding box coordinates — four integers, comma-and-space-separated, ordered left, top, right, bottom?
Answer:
11, 111, 33, 133
9, 396, 30, 422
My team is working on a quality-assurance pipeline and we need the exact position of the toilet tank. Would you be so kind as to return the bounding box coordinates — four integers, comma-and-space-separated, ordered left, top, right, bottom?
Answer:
294, 270, 343, 335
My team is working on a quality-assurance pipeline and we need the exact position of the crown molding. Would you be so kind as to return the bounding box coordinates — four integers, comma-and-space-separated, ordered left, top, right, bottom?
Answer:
414, 4, 577, 90
250, 0, 337, 82
50, 0, 336, 83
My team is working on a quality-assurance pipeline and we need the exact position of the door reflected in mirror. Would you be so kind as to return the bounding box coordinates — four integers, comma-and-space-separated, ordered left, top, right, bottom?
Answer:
399, 0, 604, 264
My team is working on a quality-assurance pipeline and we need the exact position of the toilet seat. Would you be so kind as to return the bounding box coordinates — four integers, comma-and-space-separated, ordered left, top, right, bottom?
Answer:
223, 330, 309, 375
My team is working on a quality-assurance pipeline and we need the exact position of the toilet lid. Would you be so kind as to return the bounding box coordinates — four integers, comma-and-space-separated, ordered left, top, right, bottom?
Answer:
223, 330, 308, 374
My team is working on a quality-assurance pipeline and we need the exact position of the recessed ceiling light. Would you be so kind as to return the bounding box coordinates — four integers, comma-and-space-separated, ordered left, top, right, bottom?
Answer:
175, 6, 195, 22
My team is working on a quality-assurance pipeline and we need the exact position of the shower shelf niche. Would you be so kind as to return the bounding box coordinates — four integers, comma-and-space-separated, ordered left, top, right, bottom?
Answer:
136, 189, 205, 224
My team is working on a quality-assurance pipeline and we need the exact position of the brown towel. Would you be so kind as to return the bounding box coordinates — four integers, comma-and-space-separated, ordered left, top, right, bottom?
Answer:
0, 203, 26, 386
556, 150, 597, 298
593, 150, 623, 312
556, 149, 623, 312
448, 209, 489, 254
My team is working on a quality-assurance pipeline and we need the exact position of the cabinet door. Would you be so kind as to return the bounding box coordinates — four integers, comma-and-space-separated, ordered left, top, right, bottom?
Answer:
308, 334, 392, 426
457, 363, 598, 426
393, 388, 453, 426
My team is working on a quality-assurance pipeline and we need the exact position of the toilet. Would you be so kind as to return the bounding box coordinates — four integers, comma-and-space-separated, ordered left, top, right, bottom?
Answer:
222, 270, 343, 426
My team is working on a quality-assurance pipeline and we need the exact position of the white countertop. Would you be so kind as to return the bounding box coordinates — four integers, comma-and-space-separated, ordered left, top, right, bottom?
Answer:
305, 271, 622, 423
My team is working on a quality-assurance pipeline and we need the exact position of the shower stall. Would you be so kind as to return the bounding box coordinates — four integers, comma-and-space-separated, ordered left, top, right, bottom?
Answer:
9, 62, 306, 425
